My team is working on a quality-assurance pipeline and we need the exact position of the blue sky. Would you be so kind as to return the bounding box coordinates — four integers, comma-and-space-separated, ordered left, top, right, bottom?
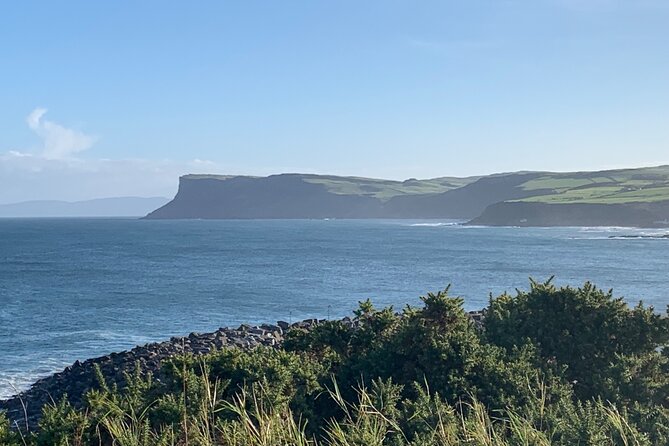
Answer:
1, 1, 668, 202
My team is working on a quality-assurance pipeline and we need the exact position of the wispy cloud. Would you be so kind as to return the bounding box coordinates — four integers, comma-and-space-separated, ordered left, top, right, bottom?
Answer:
26, 108, 96, 159
2, 107, 321, 203
0, 108, 230, 203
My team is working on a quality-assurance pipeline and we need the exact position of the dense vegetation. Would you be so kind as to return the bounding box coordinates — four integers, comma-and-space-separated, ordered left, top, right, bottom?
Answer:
2, 279, 669, 445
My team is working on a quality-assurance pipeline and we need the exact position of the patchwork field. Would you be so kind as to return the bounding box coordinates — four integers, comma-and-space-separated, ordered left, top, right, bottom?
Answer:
515, 166, 669, 204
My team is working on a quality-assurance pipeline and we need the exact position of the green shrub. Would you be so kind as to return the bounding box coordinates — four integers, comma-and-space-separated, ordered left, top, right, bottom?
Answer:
0, 411, 24, 446
4, 280, 668, 445
36, 397, 91, 446
485, 279, 669, 405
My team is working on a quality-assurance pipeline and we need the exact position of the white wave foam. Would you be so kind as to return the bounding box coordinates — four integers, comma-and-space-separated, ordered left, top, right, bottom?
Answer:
0, 359, 75, 399
408, 222, 460, 227
0, 373, 41, 399
638, 230, 669, 237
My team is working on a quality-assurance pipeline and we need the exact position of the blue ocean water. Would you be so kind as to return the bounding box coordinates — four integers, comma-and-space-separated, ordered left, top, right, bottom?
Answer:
1, 218, 669, 398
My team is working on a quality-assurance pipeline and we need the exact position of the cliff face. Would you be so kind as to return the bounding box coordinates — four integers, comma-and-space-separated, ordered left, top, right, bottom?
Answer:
383, 172, 547, 219
469, 201, 669, 227
144, 173, 540, 220
143, 167, 669, 226
145, 175, 386, 219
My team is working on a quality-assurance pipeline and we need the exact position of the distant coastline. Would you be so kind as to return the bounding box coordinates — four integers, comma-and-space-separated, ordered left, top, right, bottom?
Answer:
0, 197, 169, 218
143, 166, 669, 227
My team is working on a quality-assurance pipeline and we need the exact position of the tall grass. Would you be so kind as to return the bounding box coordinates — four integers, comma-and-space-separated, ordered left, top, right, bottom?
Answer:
217, 388, 313, 446
57, 379, 645, 446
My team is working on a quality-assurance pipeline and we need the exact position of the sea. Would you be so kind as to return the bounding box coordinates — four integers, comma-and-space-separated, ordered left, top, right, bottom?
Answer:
1, 218, 669, 399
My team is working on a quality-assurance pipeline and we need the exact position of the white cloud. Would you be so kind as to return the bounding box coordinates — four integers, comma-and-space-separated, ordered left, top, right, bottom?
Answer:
1, 107, 301, 203
26, 107, 96, 159
0, 108, 233, 203
0, 151, 228, 203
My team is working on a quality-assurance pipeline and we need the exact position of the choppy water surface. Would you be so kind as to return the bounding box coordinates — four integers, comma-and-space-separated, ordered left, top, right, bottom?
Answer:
1, 218, 668, 398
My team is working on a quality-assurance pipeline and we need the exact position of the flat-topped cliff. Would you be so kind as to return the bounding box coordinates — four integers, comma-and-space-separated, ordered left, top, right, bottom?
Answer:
143, 166, 669, 227
143, 172, 541, 220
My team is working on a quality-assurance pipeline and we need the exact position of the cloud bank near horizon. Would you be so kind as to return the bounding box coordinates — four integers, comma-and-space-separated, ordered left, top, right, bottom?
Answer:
0, 109, 226, 204
0, 151, 228, 204
3, 108, 667, 205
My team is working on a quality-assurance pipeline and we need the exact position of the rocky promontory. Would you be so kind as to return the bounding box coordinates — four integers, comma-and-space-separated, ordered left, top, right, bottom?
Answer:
0, 312, 485, 429
142, 172, 542, 220
142, 167, 669, 227
0, 320, 306, 429
469, 200, 669, 228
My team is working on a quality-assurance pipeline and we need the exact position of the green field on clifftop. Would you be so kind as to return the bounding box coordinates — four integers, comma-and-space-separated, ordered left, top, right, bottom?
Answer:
182, 173, 481, 201
302, 175, 480, 200
514, 165, 669, 204
182, 167, 669, 205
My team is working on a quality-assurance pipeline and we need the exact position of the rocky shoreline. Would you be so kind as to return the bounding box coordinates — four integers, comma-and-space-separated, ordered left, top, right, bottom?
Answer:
1, 312, 484, 430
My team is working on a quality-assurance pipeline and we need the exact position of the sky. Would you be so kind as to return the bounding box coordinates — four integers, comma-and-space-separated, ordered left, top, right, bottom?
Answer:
1, 0, 668, 203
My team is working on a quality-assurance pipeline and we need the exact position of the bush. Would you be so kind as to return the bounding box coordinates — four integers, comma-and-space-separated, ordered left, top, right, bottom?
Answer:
485, 278, 669, 405
0, 411, 23, 446
4, 280, 668, 445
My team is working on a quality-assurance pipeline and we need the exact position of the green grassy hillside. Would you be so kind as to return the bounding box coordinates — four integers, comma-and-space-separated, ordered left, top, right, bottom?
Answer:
152, 167, 669, 223
182, 173, 481, 201
514, 165, 669, 204
180, 167, 669, 205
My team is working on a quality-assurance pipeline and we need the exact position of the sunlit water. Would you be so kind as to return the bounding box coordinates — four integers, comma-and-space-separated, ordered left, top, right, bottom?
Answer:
1, 218, 668, 398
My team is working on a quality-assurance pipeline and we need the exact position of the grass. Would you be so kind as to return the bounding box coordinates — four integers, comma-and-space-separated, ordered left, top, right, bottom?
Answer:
3, 282, 667, 445
515, 166, 669, 204
302, 177, 476, 201
181, 174, 240, 181
5, 378, 646, 446
182, 166, 669, 204
518, 185, 669, 204
180, 173, 479, 201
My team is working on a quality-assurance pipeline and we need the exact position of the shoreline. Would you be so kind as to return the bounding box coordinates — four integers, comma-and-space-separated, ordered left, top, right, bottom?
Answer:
0, 319, 298, 428
0, 311, 485, 428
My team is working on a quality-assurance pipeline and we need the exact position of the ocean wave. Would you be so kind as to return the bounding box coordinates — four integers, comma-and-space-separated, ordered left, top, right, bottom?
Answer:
569, 232, 669, 240
0, 377, 32, 399
578, 226, 631, 232
638, 230, 669, 237
608, 235, 669, 240
0, 362, 70, 399
408, 222, 460, 227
